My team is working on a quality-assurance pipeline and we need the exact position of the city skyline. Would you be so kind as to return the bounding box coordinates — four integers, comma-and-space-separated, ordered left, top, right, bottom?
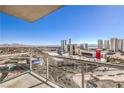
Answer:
1, 6, 124, 45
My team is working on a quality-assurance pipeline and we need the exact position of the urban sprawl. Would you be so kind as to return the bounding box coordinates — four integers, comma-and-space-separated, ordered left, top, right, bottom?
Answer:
0, 37, 124, 88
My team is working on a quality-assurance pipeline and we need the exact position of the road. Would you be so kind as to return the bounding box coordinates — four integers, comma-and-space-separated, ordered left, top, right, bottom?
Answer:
0, 52, 30, 58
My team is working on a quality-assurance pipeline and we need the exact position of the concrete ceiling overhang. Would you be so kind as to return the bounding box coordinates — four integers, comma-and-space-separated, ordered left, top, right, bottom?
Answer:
0, 5, 63, 22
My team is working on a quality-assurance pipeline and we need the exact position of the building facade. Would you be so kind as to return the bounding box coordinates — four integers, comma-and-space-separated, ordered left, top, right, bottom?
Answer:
98, 40, 103, 49
110, 38, 119, 52
122, 39, 124, 52
118, 39, 124, 51
69, 44, 77, 55
80, 43, 88, 50
61, 40, 67, 52
104, 40, 109, 49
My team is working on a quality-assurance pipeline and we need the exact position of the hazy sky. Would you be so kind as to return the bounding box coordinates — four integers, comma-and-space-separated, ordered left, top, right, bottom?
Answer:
0, 5, 124, 45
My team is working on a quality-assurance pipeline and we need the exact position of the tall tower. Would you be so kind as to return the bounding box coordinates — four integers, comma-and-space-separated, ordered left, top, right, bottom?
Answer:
118, 39, 123, 51
80, 43, 88, 49
69, 38, 71, 44
69, 44, 77, 55
104, 40, 109, 49
84, 43, 88, 49
122, 39, 124, 52
110, 38, 118, 52
98, 40, 103, 49
80, 44, 84, 49
61, 40, 64, 51
64, 40, 67, 45
61, 40, 67, 52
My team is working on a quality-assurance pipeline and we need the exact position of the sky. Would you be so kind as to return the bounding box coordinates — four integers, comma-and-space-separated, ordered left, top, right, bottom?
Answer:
0, 5, 124, 45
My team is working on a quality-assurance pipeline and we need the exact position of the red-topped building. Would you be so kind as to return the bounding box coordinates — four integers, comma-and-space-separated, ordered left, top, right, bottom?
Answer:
96, 49, 101, 59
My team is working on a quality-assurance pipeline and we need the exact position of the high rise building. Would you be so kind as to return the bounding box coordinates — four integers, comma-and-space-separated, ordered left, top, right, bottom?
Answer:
110, 38, 118, 52
61, 40, 64, 51
61, 39, 77, 54
64, 44, 68, 53
97, 38, 124, 52
80, 43, 88, 49
69, 38, 71, 44
98, 40, 103, 49
64, 40, 67, 45
84, 43, 88, 49
118, 39, 124, 51
80, 44, 84, 49
69, 44, 77, 55
104, 40, 109, 49
118, 39, 124, 52
122, 40, 124, 52
61, 40, 67, 52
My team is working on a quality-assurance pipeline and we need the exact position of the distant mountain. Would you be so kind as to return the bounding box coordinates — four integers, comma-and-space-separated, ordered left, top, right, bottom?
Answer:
0, 43, 60, 47
0, 43, 33, 47
0, 43, 96, 48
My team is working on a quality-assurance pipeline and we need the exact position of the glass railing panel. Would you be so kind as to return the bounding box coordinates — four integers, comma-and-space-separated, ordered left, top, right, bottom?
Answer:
0, 54, 30, 82
32, 54, 47, 79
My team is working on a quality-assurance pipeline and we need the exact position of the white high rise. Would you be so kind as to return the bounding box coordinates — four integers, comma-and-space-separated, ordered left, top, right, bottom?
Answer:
118, 39, 123, 51
80, 43, 88, 49
69, 44, 77, 55
98, 40, 103, 49
104, 40, 109, 49
110, 38, 118, 52
123, 40, 124, 52
84, 43, 88, 49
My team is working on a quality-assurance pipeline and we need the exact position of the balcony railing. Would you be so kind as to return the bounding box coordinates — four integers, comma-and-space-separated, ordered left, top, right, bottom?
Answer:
1, 52, 124, 88
32, 53, 124, 88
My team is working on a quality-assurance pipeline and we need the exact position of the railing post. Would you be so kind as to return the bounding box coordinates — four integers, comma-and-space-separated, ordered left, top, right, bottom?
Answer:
46, 57, 49, 80
85, 64, 87, 72
81, 64, 85, 88
30, 53, 32, 71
